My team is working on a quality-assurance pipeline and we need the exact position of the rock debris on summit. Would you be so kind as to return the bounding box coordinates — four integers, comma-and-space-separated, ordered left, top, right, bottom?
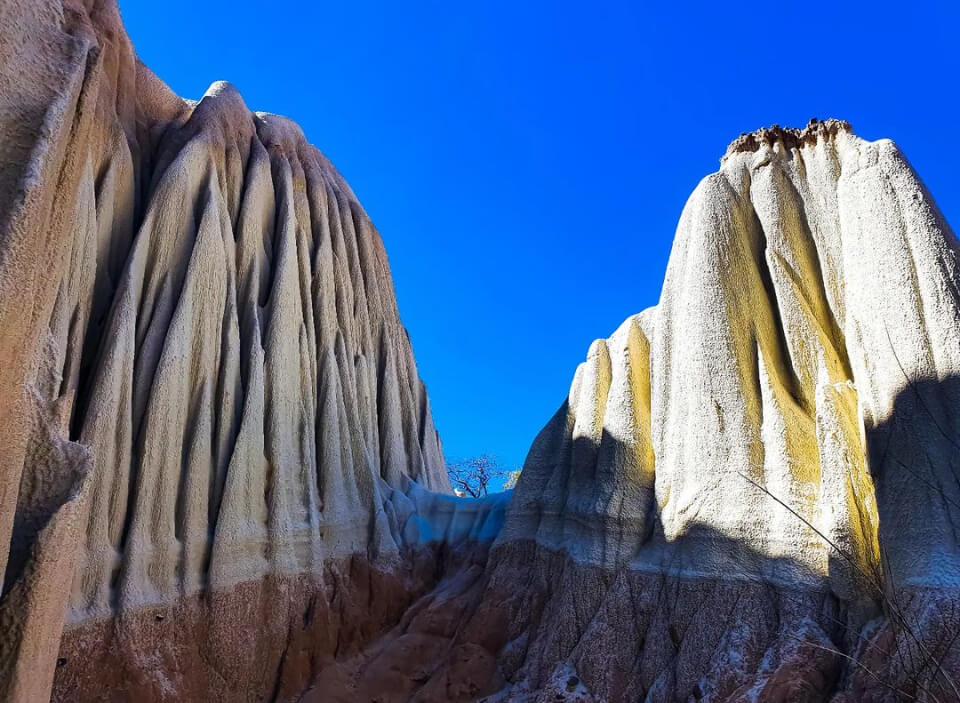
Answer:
0, 2, 959, 702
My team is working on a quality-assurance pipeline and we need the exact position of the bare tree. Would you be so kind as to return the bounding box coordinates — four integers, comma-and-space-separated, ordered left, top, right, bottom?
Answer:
447, 454, 517, 497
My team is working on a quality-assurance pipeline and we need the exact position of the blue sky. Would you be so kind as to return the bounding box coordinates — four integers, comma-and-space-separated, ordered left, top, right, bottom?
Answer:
122, 1, 960, 473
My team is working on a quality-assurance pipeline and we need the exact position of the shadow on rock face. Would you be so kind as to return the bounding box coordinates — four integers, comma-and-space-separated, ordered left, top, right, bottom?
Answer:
468, 527, 850, 703
56, 377, 957, 703
865, 375, 960, 589
286, 520, 853, 703
459, 375, 960, 702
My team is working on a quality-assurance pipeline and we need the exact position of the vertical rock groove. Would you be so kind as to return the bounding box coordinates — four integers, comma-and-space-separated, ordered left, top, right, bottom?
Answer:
0, 2, 486, 699
2, 2, 960, 700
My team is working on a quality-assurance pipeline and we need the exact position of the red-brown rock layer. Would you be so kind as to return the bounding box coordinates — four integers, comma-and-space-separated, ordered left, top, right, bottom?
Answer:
52, 545, 473, 702
3, 1, 960, 702
0, 1, 468, 699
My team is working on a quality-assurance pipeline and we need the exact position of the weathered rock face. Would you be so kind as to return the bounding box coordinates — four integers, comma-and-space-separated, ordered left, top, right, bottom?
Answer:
317, 122, 960, 703
3, 2, 960, 702
475, 120, 960, 701
0, 1, 514, 700
306, 121, 960, 703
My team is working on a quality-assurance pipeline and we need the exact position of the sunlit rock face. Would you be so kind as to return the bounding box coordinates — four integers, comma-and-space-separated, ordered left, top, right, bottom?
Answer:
0, 1, 510, 700
484, 120, 960, 701
2, 0, 960, 701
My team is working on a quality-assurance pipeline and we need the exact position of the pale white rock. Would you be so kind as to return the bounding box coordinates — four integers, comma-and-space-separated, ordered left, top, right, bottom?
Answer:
480, 121, 960, 703
0, 1, 468, 698
502, 120, 960, 593
2, 0, 960, 697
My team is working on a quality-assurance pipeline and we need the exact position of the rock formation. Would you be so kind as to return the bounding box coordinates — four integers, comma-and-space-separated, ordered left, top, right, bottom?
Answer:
1, 2, 960, 702
320, 120, 960, 702
0, 1, 505, 700
277, 119, 960, 702
474, 119, 960, 701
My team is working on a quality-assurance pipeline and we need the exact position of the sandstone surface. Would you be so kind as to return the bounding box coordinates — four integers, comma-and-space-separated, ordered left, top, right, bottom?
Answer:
0, 1, 507, 699
479, 119, 960, 702
1, 2, 960, 702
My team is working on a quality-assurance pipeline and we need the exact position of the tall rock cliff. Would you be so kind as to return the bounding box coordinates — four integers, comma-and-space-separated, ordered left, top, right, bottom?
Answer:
2, 2, 960, 703
276, 121, 960, 703
0, 2, 508, 701
462, 120, 960, 702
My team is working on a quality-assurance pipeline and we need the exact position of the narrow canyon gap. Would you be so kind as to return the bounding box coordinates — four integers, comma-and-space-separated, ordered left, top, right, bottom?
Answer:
0, 2, 959, 702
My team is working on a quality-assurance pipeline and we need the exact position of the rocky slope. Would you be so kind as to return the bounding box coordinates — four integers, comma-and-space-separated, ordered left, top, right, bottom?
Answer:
0, 1, 509, 700
277, 121, 960, 703
468, 120, 960, 702
315, 121, 960, 703
2, 2, 960, 702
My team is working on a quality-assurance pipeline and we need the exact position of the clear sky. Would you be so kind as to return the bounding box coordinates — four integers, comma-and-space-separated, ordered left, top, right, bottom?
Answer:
121, 1, 960, 473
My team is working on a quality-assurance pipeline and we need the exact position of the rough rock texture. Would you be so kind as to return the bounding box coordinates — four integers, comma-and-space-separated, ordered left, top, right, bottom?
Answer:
477, 119, 960, 701
0, 1, 513, 700
3, 1, 960, 701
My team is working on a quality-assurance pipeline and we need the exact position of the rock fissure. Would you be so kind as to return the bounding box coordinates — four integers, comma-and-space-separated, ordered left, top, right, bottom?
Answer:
1, 2, 960, 701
